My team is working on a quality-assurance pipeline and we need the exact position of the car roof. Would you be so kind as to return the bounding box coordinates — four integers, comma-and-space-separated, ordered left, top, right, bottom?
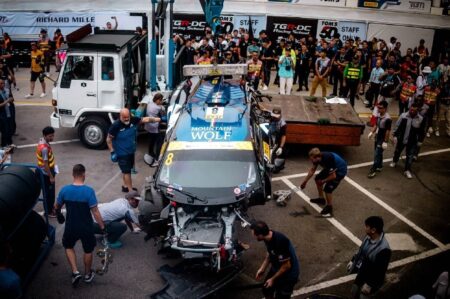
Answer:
172, 79, 251, 144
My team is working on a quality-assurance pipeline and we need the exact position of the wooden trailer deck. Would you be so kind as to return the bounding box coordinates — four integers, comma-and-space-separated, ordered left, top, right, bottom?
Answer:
266, 95, 365, 146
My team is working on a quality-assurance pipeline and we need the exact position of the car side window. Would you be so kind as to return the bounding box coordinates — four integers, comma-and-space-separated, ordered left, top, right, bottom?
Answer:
60, 55, 94, 88
101, 57, 114, 81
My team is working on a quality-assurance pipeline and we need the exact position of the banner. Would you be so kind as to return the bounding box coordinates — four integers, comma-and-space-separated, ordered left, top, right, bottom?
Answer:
316, 20, 367, 42
232, 15, 267, 37
338, 21, 367, 42
291, 0, 346, 6
358, 0, 431, 13
269, 0, 346, 6
173, 14, 267, 41
317, 20, 339, 41
266, 16, 317, 42
0, 12, 142, 36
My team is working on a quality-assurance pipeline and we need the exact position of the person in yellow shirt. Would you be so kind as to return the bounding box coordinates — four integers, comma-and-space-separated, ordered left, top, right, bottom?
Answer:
25, 42, 46, 98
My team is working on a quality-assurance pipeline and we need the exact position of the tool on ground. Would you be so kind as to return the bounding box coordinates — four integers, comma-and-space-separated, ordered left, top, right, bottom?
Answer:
96, 235, 113, 275
273, 190, 292, 207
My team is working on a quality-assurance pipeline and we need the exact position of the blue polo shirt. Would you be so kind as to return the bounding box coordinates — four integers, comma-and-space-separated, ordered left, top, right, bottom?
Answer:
108, 117, 140, 157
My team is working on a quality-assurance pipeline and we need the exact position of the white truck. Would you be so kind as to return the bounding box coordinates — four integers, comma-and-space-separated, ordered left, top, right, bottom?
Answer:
50, 25, 151, 149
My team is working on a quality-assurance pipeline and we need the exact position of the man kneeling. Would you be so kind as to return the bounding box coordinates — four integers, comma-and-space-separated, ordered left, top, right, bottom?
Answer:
93, 190, 142, 248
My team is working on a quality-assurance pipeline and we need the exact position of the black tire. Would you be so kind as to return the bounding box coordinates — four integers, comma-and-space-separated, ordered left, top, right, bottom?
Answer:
78, 116, 109, 149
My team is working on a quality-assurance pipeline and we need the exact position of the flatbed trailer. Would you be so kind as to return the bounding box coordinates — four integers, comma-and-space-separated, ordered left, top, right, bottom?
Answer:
266, 95, 365, 146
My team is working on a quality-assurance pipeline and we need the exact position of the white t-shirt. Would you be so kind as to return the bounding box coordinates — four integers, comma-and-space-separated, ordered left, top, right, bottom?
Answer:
97, 198, 139, 223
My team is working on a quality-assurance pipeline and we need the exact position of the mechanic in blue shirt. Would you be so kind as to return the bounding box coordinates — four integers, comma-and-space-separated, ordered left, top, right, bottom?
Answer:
55, 164, 106, 287
107, 108, 160, 193
300, 147, 348, 216
251, 220, 300, 299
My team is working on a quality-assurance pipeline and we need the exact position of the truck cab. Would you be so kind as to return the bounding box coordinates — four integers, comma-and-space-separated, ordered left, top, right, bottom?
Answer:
50, 25, 147, 149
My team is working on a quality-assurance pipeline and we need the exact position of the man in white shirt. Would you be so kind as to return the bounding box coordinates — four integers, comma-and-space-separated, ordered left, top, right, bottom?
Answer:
93, 190, 142, 248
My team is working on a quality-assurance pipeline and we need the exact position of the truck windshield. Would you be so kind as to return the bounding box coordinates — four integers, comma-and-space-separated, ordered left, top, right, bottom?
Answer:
157, 150, 258, 189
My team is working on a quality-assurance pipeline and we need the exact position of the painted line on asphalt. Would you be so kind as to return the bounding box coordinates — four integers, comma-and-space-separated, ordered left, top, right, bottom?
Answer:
16, 139, 80, 149
281, 178, 362, 247
344, 176, 447, 250
272, 147, 450, 182
291, 243, 450, 298
96, 170, 123, 196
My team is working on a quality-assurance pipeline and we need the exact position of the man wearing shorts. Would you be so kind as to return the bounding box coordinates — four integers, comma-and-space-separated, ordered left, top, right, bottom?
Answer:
300, 147, 347, 216
107, 108, 160, 193
55, 164, 105, 287
25, 42, 46, 98
252, 220, 300, 299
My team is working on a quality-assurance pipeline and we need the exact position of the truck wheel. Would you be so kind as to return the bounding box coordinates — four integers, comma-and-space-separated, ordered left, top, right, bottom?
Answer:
79, 117, 109, 149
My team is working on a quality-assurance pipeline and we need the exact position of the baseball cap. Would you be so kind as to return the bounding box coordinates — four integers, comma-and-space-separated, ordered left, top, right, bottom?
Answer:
271, 106, 282, 118
125, 190, 142, 200
422, 66, 432, 74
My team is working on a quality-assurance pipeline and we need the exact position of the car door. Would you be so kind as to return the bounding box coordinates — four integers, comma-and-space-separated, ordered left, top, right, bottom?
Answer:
97, 54, 122, 109
58, 54, 98, 117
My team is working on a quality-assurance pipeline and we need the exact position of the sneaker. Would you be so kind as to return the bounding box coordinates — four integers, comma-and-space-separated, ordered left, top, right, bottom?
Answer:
71, 272, 82, 287
310, 197, 326, 205
375, 168, 383, 172
389, 162, 396, 168
150, 159, 159, 167
25, 94, 33, 99
426, 132, 431, 138
121, 186, 129, 193
108, 240, 123, 249
84, 270, 95, 283
363, 100, 369, 105
428, 127, 433, 134
40, 93, 47, 98
144, 154, 154, 166
320, 205, 333, 216
413, 155, 418, 162
367, 170, 377, 178
435, 130, 440, 137
404, 170, 413, 179
262, 85, 268, 91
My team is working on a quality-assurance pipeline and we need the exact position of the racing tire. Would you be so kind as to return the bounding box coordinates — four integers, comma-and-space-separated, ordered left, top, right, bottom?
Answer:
79, 117, 109, 150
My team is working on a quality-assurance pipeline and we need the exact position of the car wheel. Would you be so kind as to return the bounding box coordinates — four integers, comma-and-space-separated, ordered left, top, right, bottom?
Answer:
79, 117, 109, 149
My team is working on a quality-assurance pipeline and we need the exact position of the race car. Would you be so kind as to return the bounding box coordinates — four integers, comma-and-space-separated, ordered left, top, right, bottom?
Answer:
139, 64, 273, 272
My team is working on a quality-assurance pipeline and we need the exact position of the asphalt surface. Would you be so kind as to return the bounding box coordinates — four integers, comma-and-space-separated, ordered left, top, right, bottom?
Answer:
6, 67, 450, 299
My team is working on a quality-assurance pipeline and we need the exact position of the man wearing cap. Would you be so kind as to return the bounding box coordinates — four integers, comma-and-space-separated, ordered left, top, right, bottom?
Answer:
367, 101, 392, 178
93, 190, 142, 249
416, 66, 432, 97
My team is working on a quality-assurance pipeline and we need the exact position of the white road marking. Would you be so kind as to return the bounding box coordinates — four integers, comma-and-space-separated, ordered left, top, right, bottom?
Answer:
291, 243, 450, 297
272, 147, 450, 182
96, 170, 122, 197
344, 176, 446, 250
384, 233, 420, 252
16, 139, 80, 149
281, 178, 362, 247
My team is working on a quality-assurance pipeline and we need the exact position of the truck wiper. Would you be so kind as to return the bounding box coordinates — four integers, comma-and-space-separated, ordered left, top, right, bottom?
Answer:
156, 182, 208, 204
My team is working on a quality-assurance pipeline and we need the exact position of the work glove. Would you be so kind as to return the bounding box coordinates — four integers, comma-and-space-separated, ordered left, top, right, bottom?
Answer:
110, 152, 118, 163
367, 132, 374, 139
275, 147, 283, 156
56, 211, 65, 224
132, 227, 142, 234
361, 283, 372, 295
382, 142, 388, 150
346, 261, 354, 273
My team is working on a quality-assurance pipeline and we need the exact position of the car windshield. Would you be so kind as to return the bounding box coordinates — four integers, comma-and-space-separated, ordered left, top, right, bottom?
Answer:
157, 149, 258, 189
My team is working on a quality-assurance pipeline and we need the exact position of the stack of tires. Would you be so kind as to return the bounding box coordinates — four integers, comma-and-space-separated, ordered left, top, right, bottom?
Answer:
0, 166, 46, 278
